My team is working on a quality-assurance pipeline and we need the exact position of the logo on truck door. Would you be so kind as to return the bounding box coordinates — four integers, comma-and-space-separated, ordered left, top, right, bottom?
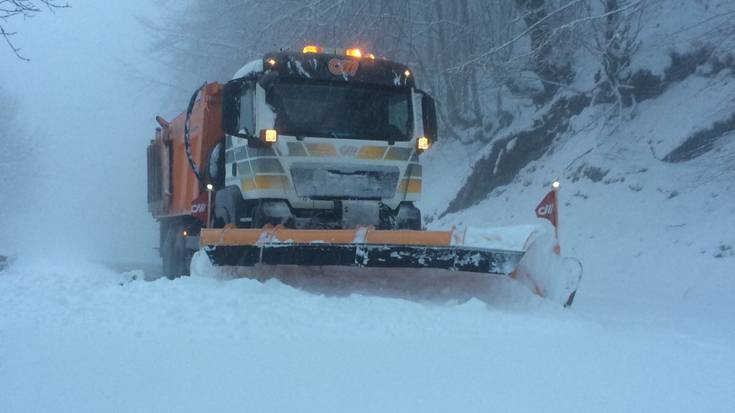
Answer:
191, 203, 207, 214
328, 58, 359, 77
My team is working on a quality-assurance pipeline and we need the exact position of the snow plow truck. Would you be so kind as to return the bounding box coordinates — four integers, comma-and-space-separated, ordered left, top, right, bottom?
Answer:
146, 45, 581, 306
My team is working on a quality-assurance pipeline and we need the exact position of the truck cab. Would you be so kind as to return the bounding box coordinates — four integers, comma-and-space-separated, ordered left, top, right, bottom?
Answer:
211, 46, 438, 230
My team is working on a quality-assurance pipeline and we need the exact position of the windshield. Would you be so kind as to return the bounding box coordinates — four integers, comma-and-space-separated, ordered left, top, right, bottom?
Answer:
267, 80, 413, 141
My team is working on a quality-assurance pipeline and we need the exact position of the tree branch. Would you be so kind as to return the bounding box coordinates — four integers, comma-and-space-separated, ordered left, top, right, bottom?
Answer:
0, 0, 69, 60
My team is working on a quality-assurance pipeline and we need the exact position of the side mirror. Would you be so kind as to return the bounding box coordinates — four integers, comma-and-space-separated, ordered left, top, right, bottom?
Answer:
421, 94, 438, 142
221, 80, 242, 136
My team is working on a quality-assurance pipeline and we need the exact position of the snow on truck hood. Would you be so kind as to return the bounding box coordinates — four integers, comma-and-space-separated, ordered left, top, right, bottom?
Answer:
233, 59, 264, 79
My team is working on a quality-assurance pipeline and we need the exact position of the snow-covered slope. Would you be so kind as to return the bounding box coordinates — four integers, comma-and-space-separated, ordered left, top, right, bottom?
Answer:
422, 58, 735, 328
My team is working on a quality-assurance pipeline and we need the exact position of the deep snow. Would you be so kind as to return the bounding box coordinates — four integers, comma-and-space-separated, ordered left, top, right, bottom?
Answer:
1, 254, 733, 413
2, 107, 734, 412
2, 1, 735, 411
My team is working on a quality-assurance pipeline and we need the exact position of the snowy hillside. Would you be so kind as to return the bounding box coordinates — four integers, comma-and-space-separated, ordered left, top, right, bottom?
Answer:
421, 72, 735, 334
2, 1, 735, 412
420, 0, 735, 326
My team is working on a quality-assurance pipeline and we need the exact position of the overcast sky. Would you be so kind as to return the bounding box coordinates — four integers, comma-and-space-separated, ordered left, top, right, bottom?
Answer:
2, 1, 167, 263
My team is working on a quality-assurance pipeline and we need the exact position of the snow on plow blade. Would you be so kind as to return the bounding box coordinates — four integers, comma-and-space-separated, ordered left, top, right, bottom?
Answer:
200, 225, 581, 307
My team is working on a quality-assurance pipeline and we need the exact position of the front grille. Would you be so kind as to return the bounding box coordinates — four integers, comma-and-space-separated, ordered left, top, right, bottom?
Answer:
290, 163, 400, 199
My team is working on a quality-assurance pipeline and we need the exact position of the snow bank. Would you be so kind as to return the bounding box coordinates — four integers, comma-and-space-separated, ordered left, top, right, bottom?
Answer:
461, 224, 542, 251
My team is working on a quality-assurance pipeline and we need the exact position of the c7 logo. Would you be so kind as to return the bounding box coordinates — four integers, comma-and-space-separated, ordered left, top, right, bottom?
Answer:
328, 58, 359, 77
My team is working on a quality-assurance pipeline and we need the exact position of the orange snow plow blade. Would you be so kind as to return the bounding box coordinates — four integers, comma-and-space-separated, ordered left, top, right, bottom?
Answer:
200, 226, 455, 247
199, 224, 582, 307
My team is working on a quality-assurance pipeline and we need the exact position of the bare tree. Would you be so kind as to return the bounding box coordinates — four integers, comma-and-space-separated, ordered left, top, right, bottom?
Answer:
0, 85, 31, 194
513, 0, 575, 102
0, 0, 69, 60
0, 84, 35, 247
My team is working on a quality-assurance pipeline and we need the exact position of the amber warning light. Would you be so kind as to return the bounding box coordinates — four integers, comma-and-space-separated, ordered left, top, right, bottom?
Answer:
302, 45, 376, 59
345, 48, 363, 58
303, 45, 323, 54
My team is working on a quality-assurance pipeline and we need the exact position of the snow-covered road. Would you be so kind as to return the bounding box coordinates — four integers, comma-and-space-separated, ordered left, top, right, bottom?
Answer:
4, 74, 734, 411
1, 256, 732, 413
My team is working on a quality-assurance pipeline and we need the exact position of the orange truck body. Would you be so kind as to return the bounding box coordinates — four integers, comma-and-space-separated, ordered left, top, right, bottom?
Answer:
147, 83, 223, 219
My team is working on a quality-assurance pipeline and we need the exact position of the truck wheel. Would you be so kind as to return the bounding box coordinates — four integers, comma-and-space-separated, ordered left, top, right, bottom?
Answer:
251, 200, 292, 229
251, 203, 266, 229
251, 202, 276, 229
172, 228, 193, 277
177, 245, 193, 277
162, 225, 193, 279
396, 203, 422, 230
162, 227, 178, 279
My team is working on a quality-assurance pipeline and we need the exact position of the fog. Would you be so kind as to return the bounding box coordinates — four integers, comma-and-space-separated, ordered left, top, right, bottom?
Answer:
1, 1, 167, 264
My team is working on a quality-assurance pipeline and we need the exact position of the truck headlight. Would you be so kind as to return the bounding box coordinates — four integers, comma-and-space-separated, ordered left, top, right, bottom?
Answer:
260, 129, 278, 143
417, 136, 431, 152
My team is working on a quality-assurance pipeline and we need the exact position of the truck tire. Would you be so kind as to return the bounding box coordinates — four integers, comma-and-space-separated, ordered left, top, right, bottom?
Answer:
251, 200, 292, 229
176, 234, 193, 277
251, 203, 268, 229
396, 203, 422, 230
172, 226, 194, 277
213, 185, 242, 227
162, 224, 193, 279
161, 226, 177, 279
